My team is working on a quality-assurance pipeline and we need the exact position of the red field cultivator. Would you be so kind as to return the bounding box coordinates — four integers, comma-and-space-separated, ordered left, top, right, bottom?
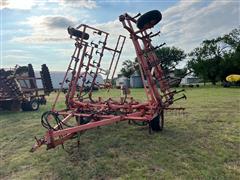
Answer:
31, 10, 186, 152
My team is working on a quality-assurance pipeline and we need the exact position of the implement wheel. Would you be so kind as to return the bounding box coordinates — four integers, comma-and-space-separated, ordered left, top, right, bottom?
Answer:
137, 10, 162, 30
67, 27, 89, 40
8, 100, 21, 111
22, 98, 39, 111
76, 116, 91, 125
150, 111, 164, 131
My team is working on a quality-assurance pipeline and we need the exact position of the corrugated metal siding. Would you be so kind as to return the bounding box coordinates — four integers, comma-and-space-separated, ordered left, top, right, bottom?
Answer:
35, 71, 104, 89
130, 75, 143, 88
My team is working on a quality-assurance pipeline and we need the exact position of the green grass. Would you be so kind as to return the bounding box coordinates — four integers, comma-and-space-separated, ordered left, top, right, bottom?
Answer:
0, 86, 240, 179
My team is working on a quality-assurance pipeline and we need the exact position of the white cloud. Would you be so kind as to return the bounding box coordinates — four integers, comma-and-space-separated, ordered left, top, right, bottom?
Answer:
3, 54, 32, 60
11, 15, 134, 72
1, 54, 33, 68
92, 19, 136, 75
94, 0, 240, 71
161, 0, 240, 52
2, 49, 35, 68
1, 0, 37, 10
53, 48, 74, 56
12, 15, 77, 43
23, 15, 77, 29
1, 0, 97, 10
4, 49, 27, 54
8, 0, 239, 72
59, 0, 97, 9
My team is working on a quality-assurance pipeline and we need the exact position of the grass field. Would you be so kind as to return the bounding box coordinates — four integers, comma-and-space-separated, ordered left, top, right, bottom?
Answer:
0, 86, 240, 179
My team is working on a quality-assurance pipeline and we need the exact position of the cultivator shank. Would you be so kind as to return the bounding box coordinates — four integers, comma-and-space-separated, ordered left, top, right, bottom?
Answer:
31, 10, 186, 152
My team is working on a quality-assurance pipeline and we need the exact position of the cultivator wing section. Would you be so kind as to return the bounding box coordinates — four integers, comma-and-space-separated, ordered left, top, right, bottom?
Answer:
119, 11, 186, 107
31, 11, 186, 152
52, 24, 126, 110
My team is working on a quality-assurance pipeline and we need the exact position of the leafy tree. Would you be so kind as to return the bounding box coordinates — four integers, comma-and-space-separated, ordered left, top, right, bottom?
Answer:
155, 46, 186, 73
120, 59, 137, 78
120, 46, 186, 78
219, 28, 240, 50
218, 28, 240, 80
188, 27, 240, 84
188, 42, 222, 85
219, 47, 240, 81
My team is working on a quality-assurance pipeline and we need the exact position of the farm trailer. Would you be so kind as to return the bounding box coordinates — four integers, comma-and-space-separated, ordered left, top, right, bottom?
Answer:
0, 64, 53, 111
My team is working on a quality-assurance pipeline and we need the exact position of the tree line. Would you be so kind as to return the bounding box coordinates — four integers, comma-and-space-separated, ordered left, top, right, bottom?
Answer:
120, 27, 240, 85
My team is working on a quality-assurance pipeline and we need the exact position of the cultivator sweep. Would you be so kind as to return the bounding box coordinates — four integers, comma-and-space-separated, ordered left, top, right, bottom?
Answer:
31, 10, 186, 152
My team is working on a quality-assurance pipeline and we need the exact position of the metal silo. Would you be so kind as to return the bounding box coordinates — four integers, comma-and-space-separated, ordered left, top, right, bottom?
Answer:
130, 73, 143, 88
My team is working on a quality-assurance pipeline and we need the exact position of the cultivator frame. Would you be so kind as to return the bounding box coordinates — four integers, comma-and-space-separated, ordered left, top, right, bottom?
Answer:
31, 10, 186, 152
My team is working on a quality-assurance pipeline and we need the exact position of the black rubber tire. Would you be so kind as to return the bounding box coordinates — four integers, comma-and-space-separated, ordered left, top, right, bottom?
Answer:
41, 64, 53, 94
22, 99, 39, 111
137, 10, 162, 30
150, 111, 164, 131
76, 116, 91, 125
75, 116, 91, 135
21, 101, 30, 111
3, 100, 21, 111
67, 27, 89, 40
132, 120, 148, 126
29, 99, 39, 111
28, 64, 36, 89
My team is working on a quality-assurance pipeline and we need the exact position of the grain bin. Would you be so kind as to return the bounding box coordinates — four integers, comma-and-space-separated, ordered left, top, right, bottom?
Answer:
116, 76, 130, 88
130, 73, 143, 88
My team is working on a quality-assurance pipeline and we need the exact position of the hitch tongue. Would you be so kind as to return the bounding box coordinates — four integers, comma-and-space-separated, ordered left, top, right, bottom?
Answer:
29, 137, 45, 152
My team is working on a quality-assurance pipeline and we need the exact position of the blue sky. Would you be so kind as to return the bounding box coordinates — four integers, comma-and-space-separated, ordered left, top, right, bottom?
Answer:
1, 0, 239, 73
